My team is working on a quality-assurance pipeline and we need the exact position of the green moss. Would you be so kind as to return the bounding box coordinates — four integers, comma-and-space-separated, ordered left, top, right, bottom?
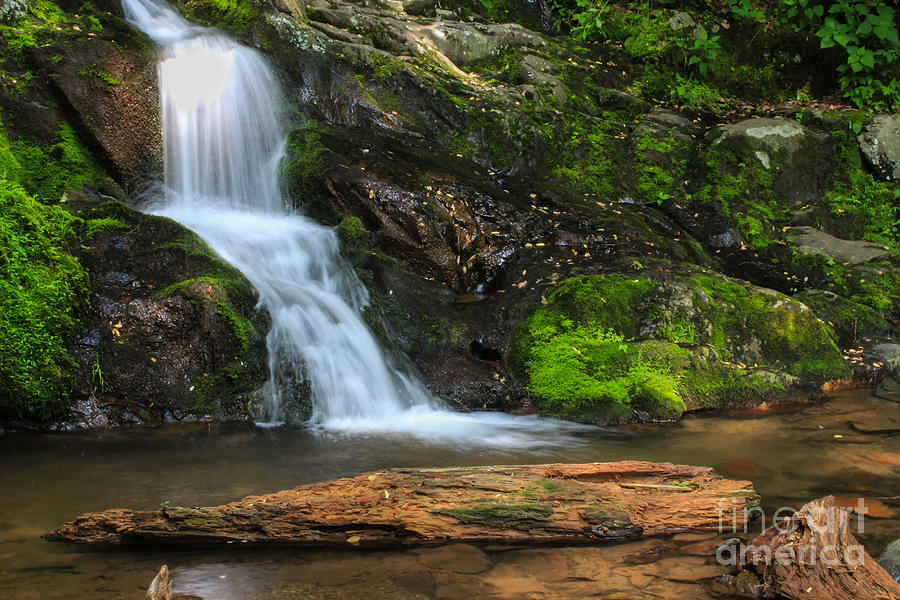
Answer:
78, 64, 120, 86
510, 275, 685, 421
448, 131, 475, 159
691, 275, 847, 379
336, 215, 369, 248
85, 217, 129, 238
0, 179, 87, 419
792, 252, 900, 319
821, 123, 899, 250
437, 499, 552, 525
180, 0, 258, 36
284, 121, 331, 204
794, 290, 891, 347
511, 272, 847, 423
158, 275, 254, 352
691, 134, 785, 250
189, 361, 248, 415
9, 122, 112, 202
634, 129, 691, 203
0, 122, 22, 183
420, 314, 466, 347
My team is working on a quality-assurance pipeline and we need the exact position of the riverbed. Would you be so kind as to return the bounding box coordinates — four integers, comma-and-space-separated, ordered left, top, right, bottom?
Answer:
1, 389, 898, 599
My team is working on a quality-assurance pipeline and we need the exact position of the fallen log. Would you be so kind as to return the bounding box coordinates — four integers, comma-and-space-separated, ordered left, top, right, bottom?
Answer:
733, 496, 900, 599
48, 461, 757, 547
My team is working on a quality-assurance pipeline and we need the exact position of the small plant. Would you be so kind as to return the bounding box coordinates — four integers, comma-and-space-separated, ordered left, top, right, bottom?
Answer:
660, 320, 697, 345
687, 26, 721, 76
570, 0, 610, 41
91, 359, 105, 392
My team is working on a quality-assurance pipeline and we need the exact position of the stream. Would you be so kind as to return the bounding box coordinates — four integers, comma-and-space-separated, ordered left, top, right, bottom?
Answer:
1, 389, 898, 599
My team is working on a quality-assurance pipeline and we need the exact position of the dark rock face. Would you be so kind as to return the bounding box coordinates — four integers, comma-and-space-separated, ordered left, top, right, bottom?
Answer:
41, 38, 163, 189
59, 195, 268, 429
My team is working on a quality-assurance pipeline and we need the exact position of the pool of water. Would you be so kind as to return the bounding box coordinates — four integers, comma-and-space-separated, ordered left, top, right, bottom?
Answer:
1, 389, 898, 599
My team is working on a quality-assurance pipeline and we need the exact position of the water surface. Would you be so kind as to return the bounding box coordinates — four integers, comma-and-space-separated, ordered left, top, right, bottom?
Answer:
1, 389, 898, 599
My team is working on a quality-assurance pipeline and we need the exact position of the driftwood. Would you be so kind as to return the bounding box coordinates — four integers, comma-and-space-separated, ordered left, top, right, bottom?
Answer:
737, 496, 900, 600
48, 461, 756, 547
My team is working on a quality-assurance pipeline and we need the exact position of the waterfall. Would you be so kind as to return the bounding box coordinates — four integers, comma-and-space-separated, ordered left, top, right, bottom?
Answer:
123, 0, 432, 424
122, 0, 592, 446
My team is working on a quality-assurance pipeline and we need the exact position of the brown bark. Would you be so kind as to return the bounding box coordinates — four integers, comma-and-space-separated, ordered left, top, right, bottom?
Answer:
48, 461, 756, 547
738, 495, 900, 600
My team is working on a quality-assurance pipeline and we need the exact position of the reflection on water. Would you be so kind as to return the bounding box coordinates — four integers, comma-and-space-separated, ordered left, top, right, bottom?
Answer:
0, 389, 898, 599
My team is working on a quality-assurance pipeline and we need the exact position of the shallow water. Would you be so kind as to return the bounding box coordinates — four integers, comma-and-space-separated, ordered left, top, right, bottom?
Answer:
1, 389, 898, 599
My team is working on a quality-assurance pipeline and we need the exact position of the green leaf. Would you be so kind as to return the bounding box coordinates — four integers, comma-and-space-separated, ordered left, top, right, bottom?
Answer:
834, 32, 853, 47
860, 50, 876, 69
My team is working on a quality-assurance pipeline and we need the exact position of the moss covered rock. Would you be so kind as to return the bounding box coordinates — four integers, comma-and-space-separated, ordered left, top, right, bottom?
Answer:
509, 271, 849, 423
63, 195, 269, 427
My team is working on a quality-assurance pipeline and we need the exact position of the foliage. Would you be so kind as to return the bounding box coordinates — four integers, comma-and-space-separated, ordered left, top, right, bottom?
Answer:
686, 26, 721, 76
0, 179, 87, 419
668, 75, 729, 111
781, 0, 900, 109
569, 0, 610, 41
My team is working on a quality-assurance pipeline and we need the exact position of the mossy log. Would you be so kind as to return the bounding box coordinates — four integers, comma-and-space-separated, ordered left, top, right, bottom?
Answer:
737, 496, 900, 600
49, 462, 757, 547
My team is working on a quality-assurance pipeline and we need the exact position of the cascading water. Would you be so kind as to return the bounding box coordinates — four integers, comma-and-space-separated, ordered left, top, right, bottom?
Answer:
122, 0, 592, 446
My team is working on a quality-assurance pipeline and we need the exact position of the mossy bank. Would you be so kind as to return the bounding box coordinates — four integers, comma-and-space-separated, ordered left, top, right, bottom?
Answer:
508, 272, 849, 423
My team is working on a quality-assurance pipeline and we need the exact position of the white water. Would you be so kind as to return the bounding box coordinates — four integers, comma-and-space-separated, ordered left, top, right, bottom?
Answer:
122, 0, 592, 446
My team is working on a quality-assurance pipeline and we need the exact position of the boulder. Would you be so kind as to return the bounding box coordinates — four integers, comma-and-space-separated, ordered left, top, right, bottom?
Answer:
786, 226, 893, 265
707, 117, 834, 208
60, 195, 269, 428
858, 114, 900, 181
42, 38, 162, 189
507, 269, 849, 423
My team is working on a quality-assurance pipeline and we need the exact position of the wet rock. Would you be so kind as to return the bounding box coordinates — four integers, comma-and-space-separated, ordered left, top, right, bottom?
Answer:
870, 343, 900, 379
792, 289, 892, 348
879, 539, 900, 582
61, 195, 269, 427
876, 376, 900, 403
858, 114, 900, 181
